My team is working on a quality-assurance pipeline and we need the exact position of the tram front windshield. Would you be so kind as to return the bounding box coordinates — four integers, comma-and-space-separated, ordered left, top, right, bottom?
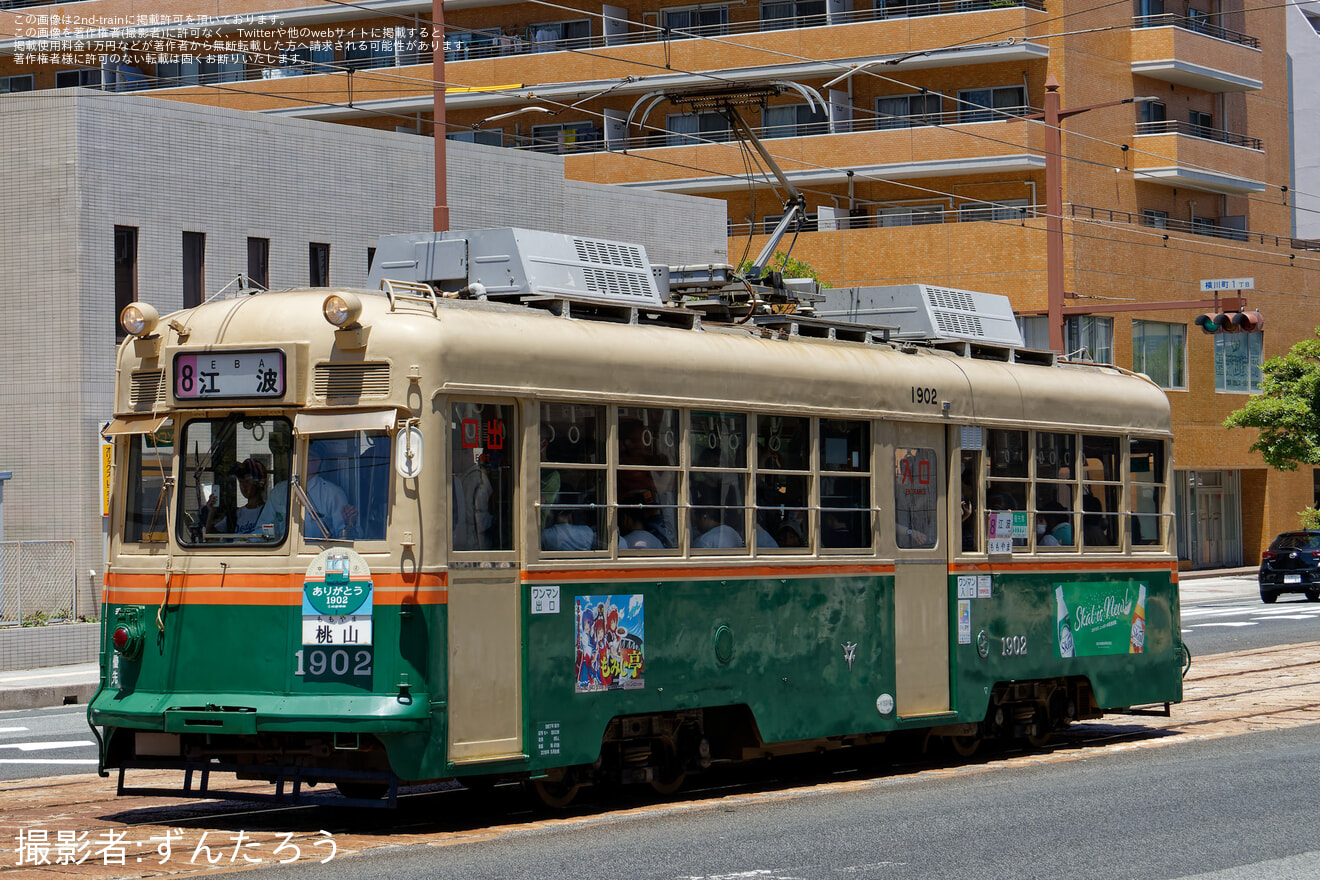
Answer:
175, 416, 294, 546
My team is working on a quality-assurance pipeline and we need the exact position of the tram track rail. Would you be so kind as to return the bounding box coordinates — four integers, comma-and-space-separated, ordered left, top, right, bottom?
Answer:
4, 641, 1320, 877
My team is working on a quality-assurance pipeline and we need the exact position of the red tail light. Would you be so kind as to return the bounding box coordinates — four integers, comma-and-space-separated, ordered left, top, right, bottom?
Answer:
1262, 551, 1277, 562
112, 626, 130, 651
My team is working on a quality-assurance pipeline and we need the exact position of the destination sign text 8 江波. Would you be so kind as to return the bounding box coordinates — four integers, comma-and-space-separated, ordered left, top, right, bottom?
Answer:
174, 351, 286, 399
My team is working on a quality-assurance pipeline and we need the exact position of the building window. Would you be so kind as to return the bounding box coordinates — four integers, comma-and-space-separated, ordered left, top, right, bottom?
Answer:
115, 226, 138, 340
876, 204, 944, 226
1140, 101, 1166, 124
1065, 315, 1113, 363
876, 93, 942, 129
261, 46, 336, 78
1188, 110, 1213, 138
529, 121, 601, 153
762, 212, 818, 233
957, 85, 1027, 123
367, 247, 376, 273
762, 102, 828, 139
1214, 331, 1263, 393
1133, 320, 1186, 389
959, 199, 1030, 222
0, 75, 34, 93
1191, 216, 1218, 236
182, 231, 205, 309
309, 243, 330, 287
1141, 210, 1168, 228
662, 5, 730, 36
56, 69, 102, 88
665, 111, 730, 146
530, 20, 591, 51
247, 237, 270, 289
1016, 315, 1049, 349
760, 0, 827, 29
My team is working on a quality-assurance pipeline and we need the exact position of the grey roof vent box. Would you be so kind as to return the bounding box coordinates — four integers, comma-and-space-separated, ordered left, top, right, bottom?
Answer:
368, 227, 664, 308
817, 283, 1024, 347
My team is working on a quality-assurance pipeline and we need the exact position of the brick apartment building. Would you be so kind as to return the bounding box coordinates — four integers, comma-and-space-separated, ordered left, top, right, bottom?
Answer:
3, 0, 1319, 567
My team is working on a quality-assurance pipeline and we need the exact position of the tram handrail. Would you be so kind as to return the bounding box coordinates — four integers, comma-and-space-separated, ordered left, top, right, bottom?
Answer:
380, 279, 440, 317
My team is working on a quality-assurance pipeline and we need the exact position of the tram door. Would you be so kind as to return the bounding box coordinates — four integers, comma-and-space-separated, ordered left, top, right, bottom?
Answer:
447, 401, 524, 764
891, 422, 951, 718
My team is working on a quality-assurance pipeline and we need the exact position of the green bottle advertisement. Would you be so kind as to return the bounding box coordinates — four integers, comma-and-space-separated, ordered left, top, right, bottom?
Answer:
1055, 582, 1147, 657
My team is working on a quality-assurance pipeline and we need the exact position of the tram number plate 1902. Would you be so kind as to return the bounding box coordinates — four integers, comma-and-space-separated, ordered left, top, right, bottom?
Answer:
295, 647, 373, 683
175, 350, 285, 399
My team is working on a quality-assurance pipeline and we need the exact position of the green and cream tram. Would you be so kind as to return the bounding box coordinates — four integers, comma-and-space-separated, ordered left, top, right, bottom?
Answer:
92, 227, 1182, 806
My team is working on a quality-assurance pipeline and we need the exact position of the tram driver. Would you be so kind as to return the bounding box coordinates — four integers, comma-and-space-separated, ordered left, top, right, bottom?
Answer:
267, 440, 359, 540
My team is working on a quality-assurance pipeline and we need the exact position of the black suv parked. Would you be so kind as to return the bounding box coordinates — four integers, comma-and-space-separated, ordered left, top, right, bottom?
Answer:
1259, 530, 1320, 603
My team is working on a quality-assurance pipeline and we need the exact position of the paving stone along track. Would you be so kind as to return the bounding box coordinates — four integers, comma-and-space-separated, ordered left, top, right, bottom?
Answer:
3, 642, 1320, 880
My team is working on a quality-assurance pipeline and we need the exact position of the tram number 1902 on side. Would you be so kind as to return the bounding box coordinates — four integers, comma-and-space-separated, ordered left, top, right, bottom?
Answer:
911, 387, 938, 406
295, 647, 373, 684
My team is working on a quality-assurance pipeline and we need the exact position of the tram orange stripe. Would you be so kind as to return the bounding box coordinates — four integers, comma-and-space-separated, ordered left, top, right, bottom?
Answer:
103, 572, 447, 606
948, 560, 1177, 575
521, 563, 896, 582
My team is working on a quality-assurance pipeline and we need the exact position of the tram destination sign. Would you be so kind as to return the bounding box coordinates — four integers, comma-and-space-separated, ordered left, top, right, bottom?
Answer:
174, 350, 286, 400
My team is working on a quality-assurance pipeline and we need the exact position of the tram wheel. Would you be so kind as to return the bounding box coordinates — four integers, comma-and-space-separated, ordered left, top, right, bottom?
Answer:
648, 743, 687, 796
532, 777, 581, 810
1023, 709, 1052, 749
948, 733, 981, 758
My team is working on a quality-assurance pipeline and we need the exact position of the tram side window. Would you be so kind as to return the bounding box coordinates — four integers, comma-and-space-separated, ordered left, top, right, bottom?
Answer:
175, 416, 293, 546
821, 420, 871, 549
298, 432, 391, 542
540, 403, 606, 552
451, 402, 516, 552
1129, 438, 1167, 547
123, 424, 174, 544
617, 407, 680, 552
894, 447, 938, 549
689, 411, 748, 551
959, 449, 979, 552
986, 429, 1029, 549
1081, 435, 1121, 548
755, 415, 811, 551
1034, 432, 1077, 548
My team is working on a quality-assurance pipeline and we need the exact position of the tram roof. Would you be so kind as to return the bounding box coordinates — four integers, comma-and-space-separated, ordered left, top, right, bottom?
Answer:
119, 286, 1171, 438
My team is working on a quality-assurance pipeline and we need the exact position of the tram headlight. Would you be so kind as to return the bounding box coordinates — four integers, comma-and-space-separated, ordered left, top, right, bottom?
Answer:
119, 302, 159, 338
323, 293, 362, 328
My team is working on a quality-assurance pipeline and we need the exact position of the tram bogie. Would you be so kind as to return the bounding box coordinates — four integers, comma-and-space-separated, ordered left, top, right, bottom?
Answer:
91, 227, 1184, 808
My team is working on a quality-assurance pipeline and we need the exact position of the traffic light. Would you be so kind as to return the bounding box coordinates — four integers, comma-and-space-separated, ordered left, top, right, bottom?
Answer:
1195, 310, 1264, 334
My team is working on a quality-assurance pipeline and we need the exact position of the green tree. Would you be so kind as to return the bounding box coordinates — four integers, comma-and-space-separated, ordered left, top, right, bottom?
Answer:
737, 253, 831, 288
1224, 329, 1320, 470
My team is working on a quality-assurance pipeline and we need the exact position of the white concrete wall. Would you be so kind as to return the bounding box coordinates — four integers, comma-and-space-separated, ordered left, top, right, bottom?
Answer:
0, 89, 727, 615
1288, 3, 1320, 240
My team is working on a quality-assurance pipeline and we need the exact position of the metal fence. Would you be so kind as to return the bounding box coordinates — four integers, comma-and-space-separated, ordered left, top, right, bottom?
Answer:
0, 541, 77, 626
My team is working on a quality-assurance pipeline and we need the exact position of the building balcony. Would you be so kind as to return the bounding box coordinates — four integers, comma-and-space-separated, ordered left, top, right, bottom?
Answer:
563, 111, 1045, 194
1131, 122, 1266, 195
3, 0, 1047, 100
1130, 14, 1262, 92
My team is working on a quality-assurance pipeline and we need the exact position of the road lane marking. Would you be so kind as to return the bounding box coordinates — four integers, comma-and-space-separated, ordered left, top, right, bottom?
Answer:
0, 727, 29, 733
0, 759, 99, 765
0, 740, 95, 751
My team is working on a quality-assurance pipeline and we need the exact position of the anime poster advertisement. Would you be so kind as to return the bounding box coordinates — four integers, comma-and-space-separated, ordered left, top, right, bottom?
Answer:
575, 594, 645, 693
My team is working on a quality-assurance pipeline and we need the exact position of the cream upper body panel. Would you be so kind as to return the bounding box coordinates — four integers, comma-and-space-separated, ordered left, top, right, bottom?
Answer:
114, 287, 1171, 438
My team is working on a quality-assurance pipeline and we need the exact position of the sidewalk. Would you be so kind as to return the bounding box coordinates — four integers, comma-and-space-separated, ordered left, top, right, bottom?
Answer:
0, 663, 100, 712
0, 566, 1262, 713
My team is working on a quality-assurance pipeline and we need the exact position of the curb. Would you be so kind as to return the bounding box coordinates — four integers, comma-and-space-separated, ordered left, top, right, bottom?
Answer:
0, 682, 100, 712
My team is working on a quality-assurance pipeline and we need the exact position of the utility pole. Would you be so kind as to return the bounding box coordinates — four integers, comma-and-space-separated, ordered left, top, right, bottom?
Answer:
1027, 75, 1160, 352
433, 0, 450, 232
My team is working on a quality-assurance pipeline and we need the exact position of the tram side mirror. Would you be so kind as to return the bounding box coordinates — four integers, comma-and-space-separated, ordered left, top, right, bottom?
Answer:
396, 426, 424, 478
